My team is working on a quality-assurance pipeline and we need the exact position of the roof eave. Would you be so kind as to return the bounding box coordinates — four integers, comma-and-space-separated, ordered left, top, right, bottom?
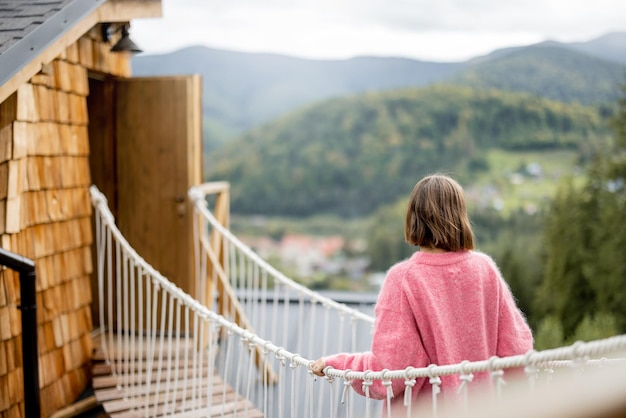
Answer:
0, 0, 162, 104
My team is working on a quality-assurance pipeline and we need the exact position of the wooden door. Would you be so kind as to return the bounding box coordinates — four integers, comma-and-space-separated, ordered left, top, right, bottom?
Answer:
114, 76, 202, 298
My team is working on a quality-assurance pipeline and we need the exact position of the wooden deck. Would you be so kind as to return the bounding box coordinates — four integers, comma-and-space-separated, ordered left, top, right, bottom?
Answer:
91, 334, 264, 417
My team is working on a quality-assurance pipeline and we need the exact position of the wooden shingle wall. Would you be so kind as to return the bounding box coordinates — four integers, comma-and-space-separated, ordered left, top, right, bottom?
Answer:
0, 25, 131, 418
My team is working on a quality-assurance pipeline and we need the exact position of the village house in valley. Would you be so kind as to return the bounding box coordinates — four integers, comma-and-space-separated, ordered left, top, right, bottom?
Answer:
0, 1, 203, 416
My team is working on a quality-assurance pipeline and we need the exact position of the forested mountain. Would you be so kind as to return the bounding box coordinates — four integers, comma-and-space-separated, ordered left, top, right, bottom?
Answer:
206, 86, 611, 217
132, 48, 464, 146
451, 45, 624, 105
131, 33, 626, 148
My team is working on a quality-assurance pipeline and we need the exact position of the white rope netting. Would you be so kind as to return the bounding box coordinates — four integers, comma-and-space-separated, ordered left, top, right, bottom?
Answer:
91, 184, 626, 418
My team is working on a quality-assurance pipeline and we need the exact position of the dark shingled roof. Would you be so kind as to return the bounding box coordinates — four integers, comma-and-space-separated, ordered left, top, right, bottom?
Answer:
0, 1, 73, 55
0, 0, 105, 88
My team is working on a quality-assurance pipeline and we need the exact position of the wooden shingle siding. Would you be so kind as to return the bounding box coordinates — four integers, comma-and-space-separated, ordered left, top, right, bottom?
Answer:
0, 24, 133, 416
0, 0, 162, 415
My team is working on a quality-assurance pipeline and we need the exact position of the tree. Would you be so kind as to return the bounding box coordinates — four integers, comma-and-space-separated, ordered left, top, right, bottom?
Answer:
536, 82, 626, 340
535, 179, 595, 337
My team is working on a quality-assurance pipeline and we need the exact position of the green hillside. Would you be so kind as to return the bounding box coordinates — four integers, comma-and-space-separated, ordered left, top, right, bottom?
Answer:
205, 85, 611, 217
454, 46, 624, 105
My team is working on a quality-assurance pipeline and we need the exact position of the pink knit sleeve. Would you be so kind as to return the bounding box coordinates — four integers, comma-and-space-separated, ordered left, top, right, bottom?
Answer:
496, 278, 534, 357
323, 266, 429, 399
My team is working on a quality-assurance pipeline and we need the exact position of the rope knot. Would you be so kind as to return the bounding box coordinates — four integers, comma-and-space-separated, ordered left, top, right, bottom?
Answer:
404, 375, 417, 407
324, 371, 334, 383
381, 369, 394, 399
489, 358, 506, 395
524, 350, 539, 376
488, 356, 505, 385
289, 354, 301, 369
570, 341, 589, 370
457, 373, 474, 395
428, 364, 442, 396
381, 369, 395, 416
275, 348, 286, 366
362, 371, 374, 399
340, 370, 353, 404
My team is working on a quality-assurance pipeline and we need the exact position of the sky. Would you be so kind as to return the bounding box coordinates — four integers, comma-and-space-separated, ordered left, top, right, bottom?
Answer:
131, 0, 626, 62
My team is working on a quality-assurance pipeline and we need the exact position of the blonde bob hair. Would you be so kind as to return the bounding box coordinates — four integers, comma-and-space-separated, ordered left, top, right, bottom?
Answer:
404, 174, 474, 251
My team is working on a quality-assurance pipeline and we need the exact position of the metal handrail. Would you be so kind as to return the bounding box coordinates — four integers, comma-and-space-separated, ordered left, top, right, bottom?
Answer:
0, 248, 39, 418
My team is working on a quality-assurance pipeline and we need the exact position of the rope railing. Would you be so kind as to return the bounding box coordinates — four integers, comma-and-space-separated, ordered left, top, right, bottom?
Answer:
188, 183, 375, 324
92, 184, 626, 418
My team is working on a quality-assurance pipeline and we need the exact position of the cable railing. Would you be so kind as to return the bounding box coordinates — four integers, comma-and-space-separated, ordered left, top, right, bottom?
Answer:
91, 183, 626, 418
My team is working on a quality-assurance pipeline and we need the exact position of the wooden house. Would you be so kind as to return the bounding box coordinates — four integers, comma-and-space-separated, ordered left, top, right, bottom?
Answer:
0, 1, 202, 416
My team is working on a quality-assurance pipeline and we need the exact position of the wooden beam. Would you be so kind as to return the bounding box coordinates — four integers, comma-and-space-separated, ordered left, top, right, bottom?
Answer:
48, 395, 99, 418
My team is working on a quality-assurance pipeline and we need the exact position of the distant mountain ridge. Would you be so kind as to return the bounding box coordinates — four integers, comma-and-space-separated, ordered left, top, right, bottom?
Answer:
453, 45, 624, 105
466, 32, 626, 64
132, 49, 465, 144
131, 32, 626, 148
557, 32, 626, 64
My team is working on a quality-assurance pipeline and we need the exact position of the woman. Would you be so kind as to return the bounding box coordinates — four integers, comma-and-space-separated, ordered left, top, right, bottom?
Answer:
311, 173, 533, 412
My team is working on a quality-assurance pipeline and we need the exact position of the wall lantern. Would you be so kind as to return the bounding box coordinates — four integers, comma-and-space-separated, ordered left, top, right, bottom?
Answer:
101, 23, 143, 54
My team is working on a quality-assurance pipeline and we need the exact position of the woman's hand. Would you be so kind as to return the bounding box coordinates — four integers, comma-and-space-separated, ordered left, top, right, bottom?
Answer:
311, 358, 326, 376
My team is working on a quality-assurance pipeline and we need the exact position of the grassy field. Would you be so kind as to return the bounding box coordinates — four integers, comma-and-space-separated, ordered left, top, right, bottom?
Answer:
465, 149, 585, 217
232, 149, 586, 235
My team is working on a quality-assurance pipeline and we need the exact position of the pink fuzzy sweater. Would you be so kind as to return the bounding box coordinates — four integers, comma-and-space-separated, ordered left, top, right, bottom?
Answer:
324, 250, 533, 409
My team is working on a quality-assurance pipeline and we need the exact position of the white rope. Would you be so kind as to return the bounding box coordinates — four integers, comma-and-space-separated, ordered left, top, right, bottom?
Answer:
262, 343, 270, 417
317, 304, 331, 418
181, 303, 190, 413
220, 328, 234, 417
276, 349, 286, 418
188, 185, 375, 325
207, 317, 218, 414
143, 277, 157, 417
307, 366, 315, 418
136, 266, 145, 400
115, 239, 122, 386
457, 359, 474, 411
382, 369, 394, 418
92, 185, 626, 417
95, 209, 108, 363
290, 357, 298, 418
326, 374, 336, 418
403, 367, 416, 418
428, 364, 442, 418
245, 338, 256, 416
152, 284, 168, 414
162, 292, 175, 414
297, 293, 305, 355
122, 253, 130, 395
107, 227, 114, 371
260, 270, 269, 348
340, 369, 352, 411
307, 300, 318, 360
362, 371, 373, 418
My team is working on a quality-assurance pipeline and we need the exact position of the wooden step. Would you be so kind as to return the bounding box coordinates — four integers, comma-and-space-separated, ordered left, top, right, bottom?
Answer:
91, 332, 264, 417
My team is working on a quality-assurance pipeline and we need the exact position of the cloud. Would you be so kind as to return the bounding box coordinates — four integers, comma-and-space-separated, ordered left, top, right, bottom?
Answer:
131, 0, 626, 61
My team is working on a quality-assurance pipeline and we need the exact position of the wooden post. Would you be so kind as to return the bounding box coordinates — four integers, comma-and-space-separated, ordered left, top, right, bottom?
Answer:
194, 183, 278, 385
